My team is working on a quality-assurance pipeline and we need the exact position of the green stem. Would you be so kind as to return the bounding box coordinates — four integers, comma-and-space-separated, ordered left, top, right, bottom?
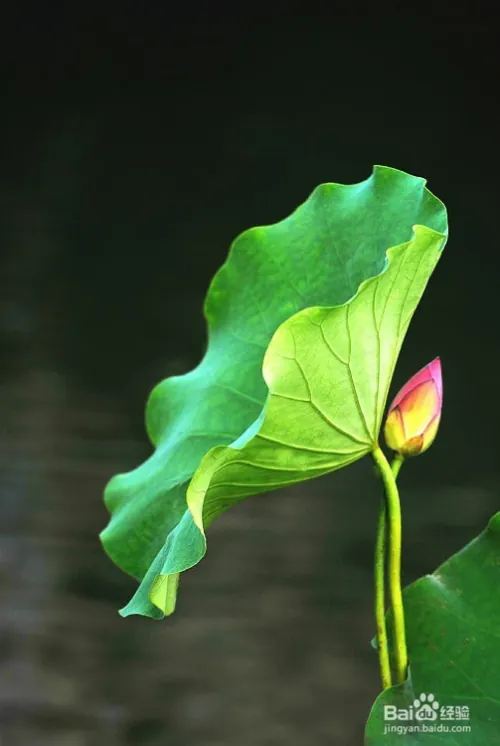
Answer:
372, 446, 408, 686
391, 453, 404, 480
374, 498, 391, 689
374, 453, 405, 690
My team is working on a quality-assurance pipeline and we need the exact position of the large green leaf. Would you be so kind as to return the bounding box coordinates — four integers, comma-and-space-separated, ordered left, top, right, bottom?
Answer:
187, 227, 444, 533
365, 513, 500, 745
100, 166, 448, 618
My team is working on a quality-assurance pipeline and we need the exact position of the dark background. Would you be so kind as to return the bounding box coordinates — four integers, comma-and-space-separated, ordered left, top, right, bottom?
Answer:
1, 4, 499, 745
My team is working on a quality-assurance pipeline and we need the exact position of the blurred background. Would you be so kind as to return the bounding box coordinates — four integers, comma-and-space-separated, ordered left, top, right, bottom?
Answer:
1, 3, 499, 745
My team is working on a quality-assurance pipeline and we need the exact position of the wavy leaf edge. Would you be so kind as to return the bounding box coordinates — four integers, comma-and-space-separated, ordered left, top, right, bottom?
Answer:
99, 165, 449, 619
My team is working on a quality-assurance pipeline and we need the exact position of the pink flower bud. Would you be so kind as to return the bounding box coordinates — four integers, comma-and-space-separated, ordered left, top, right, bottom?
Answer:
384, 358, 442, 457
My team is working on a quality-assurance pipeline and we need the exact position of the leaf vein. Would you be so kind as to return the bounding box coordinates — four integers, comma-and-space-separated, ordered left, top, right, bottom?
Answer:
345, 303, 373, 441
318, 321, 349, 365
292, 355, 370, 446
214, 383, 264, 407
255, 431, 367, 456
218, 458, 346, 474
397, 245, 428, 337
372, 278, 382, 428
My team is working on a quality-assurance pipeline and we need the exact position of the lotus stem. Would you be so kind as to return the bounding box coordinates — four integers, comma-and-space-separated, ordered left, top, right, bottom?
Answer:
374, 497, 392, 689
372, 446, 407, 686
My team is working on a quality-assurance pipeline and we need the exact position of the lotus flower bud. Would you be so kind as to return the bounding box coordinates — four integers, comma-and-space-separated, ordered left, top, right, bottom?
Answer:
384, 357, 442, 457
